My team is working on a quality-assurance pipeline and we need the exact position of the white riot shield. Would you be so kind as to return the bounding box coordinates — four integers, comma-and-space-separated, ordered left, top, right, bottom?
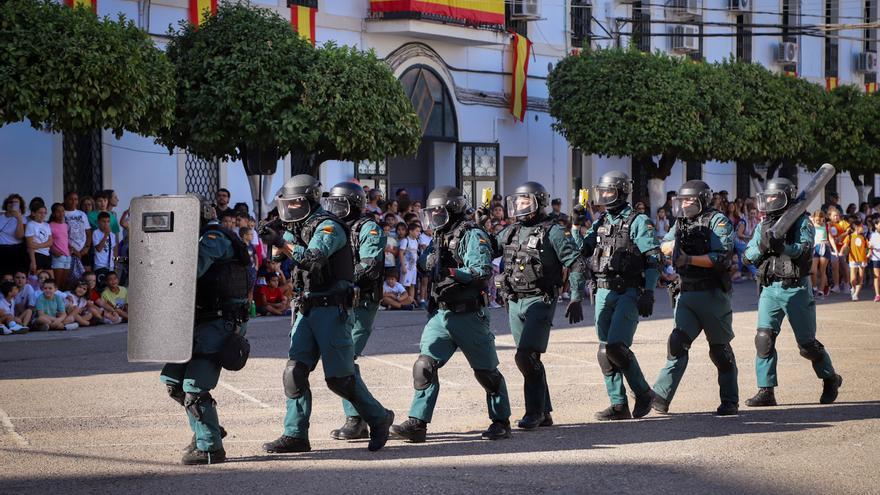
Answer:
127, 195, 200, 363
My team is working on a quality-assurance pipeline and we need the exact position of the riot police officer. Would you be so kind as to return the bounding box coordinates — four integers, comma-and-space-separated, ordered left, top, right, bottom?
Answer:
743, 178, 843, 407
262, 175, 394, 453
582, 171, 660, 421
159, 202, 250, 465
321, 182, 387, 440
391, 186, 512, 442
493, 182, 586, 429
651, 180, 739, 416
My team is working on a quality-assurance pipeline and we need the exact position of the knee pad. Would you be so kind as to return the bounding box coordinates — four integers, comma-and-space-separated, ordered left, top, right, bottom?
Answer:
708, 344, 737, 373
755, 328, 776, 359
514, 349, 543, 379
183, 391, 214, 422
325, 375, 356, 401
166, 384, 185, 407
413, 354, 438, 390
605, 342, 633, 371
798, 339, 826, 363
667, 328, 692, 360
283, 360, 311, 399
473, 368, 504, 395
596, 344, 615, 376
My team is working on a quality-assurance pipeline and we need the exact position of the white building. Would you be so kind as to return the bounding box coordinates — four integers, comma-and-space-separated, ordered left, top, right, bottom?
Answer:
2, 0, 879, 214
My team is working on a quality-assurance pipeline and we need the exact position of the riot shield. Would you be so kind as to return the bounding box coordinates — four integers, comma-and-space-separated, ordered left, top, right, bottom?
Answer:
127, 195, 200, 363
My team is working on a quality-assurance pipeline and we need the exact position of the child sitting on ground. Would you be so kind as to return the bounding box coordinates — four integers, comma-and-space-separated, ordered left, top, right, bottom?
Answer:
0, 281, 29, 334
64, 280, 99, 327
255, 273, 289, 316
33, 278, 75, 331
82, 271, 121, 325
100, 271, 128, 322
382, 270, 414, 310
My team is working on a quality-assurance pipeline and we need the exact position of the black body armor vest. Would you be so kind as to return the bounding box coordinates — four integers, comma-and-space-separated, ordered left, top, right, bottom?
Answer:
195, 226, 250, 317
589, 210, 644, 288
430, 220, 486, 303
292, 212, 354, 293
758, 215, 813, 287
500, 219, 563, 297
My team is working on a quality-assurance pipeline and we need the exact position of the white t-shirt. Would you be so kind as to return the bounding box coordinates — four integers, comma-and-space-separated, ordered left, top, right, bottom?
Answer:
400, 237, 419, 267
24, 221, 51, 256
383, 281, 406, 296
869, 232, 880, 262
92, 230, 116, 270
417, 233, 431, 250
0, 297, 14, 317
384, 236, 398, 267
65, 292, 88, 310
14, 284, 36, 308
64, 209, 90, 252
0, 214, 24, 245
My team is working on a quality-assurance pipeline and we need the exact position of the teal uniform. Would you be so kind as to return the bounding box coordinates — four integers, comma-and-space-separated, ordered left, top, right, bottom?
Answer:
583, 205, 660, 406
280, 210, 388, 439
160, 225, 248, 453
652, 211, 738, 406
495, 220, 585, 417
745, 216, 837, 387
341, 218, 386, 419
408, 225, 511, 424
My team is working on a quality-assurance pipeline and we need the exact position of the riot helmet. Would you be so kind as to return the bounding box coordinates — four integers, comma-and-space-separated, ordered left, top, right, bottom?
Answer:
421, 186, 469, 231
672, 180, 712, 219
592, 171, 632, 212
757, 177, 797, 215
505, 181, 549, 219
321, 181, 366, 222
276, 174, 321, 223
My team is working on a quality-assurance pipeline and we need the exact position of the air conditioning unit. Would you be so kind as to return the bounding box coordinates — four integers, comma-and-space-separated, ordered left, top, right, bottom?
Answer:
668, 0, 701, 18
729, 0, 750, 13
776, 42, 798, 64
511, 0, 540, 20
856, 52, 878, 73
671, 25, 699, 53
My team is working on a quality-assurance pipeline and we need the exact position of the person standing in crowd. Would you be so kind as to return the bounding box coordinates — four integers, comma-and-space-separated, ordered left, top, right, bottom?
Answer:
63, 192, 92, 275
547, 198, 570, 225
395, 188, 411, 215
0, 194, 28, 277
87, 191, 119, 234
392, 186, 512, 443
263, 175, 394, 454
92, 212, 117, 285
25, 202, 52, 275
79, 195, 95, 216
490, 181, 586, 430
743, 178, 842, 408
654, 208, 670, 241
811, 210, 830, 298
869, 217, 880, 302
398, 223, 420, 302
48, 203, 71, 289
581, 171, 660, 421
652, 181, 739, 416
827, 207, 849, 294
844, 215, 868, 301
365, 189, 383, 216
214, 188, 232, 218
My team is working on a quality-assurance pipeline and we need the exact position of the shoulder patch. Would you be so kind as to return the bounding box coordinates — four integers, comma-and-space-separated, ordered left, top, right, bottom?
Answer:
564, 231, 571, 236
322, 225, 334, 234
369, 229, 378, 235
717, 222, 726, 228
479, 238, 487, 244
206, 234, 218, 240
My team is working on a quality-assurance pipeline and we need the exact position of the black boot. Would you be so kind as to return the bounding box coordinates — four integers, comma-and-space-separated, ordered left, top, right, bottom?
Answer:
262, 435, 311, 453
539, 412, 554, 427
183, 426, 227, 453
716, 401, 739, 416
632, 391, 653, 418
181, 448, 226, 465
745, 387, 777, 407
820, 374, 843, 404
368, 409, 394, 452
516, 413, 544, 430
481, 420, 512, 440
390, 417, 427, 443
594, 404, 632, 421
652, 394, 670, 414
330, 416, 368, 440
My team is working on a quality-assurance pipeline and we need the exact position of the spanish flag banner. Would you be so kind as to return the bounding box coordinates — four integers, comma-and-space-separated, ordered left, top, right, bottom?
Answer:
866, 82, 878, 94
826, 76, 839, 91
369, 0, 504, 27
291, 5, 317, 45
510, 33, 531, 122
189, 0, 217, 27
65, 0, 96, 13
783, 70, 798, 78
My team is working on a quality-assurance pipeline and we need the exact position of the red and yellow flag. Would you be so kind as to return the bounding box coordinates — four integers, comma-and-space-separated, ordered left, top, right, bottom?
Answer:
510, 33, 532, 122
291, 5, 317, 45
866, 82, 878, 94
826, 76, 839, 91
189, 0, 218, 27
783, 70, 798, 78
369, 0, 504, 26
65, 0, 96, 13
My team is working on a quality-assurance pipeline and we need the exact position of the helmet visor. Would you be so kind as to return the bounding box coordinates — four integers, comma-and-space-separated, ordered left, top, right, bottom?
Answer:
320, 197, 350, 219
671, 196, 702, 219
277, 196, 311, 223
420, 206, 449, 230
505, 193, 538, 218
592, 185, 619, 206
756, 191, 788, 213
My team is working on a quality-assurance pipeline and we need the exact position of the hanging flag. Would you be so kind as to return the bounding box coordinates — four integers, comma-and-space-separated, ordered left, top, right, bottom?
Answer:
825, 76, 839, 91
510, 33, 532, 122
783, 70, 798, 78
65, 0, 96, 13
369, 0, 504, 28
866, 82, 878, 94
291, 5, 317, 45
189, 0, 217, 27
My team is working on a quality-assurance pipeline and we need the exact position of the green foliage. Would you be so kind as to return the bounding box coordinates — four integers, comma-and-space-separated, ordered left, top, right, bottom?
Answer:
0, 0, 175, 137
814, 85, 880, 176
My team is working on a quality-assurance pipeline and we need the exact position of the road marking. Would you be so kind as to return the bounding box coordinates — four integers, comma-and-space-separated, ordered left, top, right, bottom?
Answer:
361, 355, 460, 387
0, 407, 29, 447
218, 381, 282, 412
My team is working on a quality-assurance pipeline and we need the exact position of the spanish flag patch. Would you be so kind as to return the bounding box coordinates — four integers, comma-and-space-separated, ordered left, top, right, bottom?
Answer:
322, 225, 334, 234
369, 229, 378, 235
479, 238, 487, 244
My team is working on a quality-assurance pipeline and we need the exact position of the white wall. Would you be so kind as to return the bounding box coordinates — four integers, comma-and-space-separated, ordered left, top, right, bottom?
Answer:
0, 123, 56, 208
107, 132, 177, 211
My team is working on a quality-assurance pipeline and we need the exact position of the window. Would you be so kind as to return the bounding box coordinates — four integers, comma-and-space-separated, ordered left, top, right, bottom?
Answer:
458, 144, 499, 205
356, 159, 389, 198
735, 13, 752, 62
62, 130, 103, 197
184, 153, 220, 200
505, 3, 527, 37
632, 1, 651, 53
571, 0, 591, 49
825, 0, 839, 78
399, 65, 457, 141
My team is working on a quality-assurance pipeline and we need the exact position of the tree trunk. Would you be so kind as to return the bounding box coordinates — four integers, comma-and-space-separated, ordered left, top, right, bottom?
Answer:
644, 151, 677, 215
852, 173, 872, 204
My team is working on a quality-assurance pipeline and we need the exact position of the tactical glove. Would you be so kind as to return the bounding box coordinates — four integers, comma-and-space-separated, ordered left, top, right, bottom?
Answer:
564, 300, 583, 324
637, 289, 654, 318
768, 233, 785, 255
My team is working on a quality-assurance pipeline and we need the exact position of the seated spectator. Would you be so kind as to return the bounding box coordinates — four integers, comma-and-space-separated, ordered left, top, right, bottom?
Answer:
82, 271, 121, 325
0, 280, 29, 334
33, 278, 75, 331
12, 271, 36, 325
382, 270, 414, 310
64, 280, 98, 327
255, 273, 289, 316
100, 272, 128, 322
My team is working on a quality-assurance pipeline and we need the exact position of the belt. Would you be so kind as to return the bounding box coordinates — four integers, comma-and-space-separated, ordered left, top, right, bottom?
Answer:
762, 277, 805, 289
437, 299, 485, 313
305, 293, 350, 307
595, 277, 640, 292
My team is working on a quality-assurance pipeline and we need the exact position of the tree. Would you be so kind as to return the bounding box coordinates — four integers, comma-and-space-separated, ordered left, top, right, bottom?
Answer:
0, 0, 175, 137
